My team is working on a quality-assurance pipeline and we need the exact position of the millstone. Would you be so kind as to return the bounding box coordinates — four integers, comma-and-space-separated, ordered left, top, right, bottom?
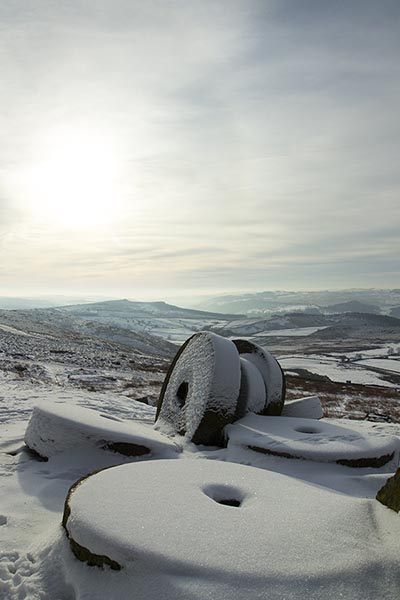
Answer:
25, 402, 179, 459
226, 414, 399, 467
233, 339, 285, 415
155, 332, 241, 446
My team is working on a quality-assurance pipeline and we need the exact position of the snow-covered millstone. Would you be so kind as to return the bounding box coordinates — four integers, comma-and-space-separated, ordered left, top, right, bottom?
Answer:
226, 414, 400, 467
24, 402, 179, 459
234, 357, 266, 418
281, 395, 323, 419
61, 458, 400, 599
233, 339, 285, 415
155, 332, 241, 446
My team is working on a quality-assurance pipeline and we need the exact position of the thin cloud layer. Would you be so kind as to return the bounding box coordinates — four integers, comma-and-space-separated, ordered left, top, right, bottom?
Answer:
0, 0, 399, 298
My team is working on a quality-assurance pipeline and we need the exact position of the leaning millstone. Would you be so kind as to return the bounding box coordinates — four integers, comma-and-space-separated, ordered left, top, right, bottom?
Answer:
376, 468, 400, 512
233, 339, 285, 416
155, 332, 241, 446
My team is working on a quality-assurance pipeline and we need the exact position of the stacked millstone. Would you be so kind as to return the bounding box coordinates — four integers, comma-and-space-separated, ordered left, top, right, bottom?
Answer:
154, 332, 286, 446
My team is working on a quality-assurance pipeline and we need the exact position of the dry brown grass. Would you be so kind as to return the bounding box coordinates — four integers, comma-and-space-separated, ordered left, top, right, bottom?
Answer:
285, 374, 400, 422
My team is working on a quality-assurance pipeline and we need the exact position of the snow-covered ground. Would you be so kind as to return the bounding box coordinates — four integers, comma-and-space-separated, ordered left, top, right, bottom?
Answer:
0, 311, 399, 599
260, 326, 329, 337
0, 372, 399, 599
279, 355, 400, 388
357, 358, 400, 374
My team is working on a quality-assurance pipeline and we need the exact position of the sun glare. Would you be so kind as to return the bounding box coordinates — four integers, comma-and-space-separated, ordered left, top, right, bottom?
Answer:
26, 129, 121, 230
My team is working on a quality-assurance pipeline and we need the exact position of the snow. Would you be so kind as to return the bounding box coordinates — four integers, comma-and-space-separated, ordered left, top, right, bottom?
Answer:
226, 414, 400, 466
24, 402, 180, 458
234, 340, 284, 412
357, 358, 400, 374
0, 324, 29, 336
58, 458, 400, 599
238, 357, 265, 414
262, 326, 329, 337
1, 376, 400, 598
281, 395, 324, 419
279, 355, 398, 387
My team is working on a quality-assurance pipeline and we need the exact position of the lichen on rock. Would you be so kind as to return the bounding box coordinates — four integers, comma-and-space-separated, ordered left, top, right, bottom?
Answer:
376, 468, 400, 512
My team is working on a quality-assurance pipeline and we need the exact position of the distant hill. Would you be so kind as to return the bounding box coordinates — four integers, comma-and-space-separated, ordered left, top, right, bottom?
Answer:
197, 289, 400, 316
390, 306, 400, 318
60, 299, 243, 321
322, 301, 381, 314
0, 308, 177, 358
208, 311, 400, 339
0, 295, 114, 310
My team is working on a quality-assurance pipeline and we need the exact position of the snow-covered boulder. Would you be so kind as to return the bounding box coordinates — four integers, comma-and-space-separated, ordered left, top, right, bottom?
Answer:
226, 414, 399, 467
24, 402, 179, 459
155, 332, 241, 446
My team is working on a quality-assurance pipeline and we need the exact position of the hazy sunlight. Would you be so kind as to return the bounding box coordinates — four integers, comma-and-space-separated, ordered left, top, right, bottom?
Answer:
26, 129, 120, 230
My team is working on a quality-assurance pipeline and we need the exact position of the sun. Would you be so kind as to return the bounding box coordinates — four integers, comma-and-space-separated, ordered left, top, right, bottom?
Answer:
26, 129, 121, 230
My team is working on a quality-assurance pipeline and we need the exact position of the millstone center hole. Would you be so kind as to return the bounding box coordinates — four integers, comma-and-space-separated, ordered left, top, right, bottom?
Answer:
295, 426, 320, 434
217, 498, 242, 507
203, 484, 245, 508
176, 381, 189, 408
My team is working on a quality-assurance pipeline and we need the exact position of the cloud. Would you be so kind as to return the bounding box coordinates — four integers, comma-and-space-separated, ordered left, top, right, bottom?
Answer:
0, 1, 399, 296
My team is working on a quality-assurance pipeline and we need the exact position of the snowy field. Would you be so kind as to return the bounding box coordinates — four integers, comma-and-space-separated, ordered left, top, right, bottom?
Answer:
0, 370, 400, 599
259, 326, 329, 337
357, 358, 400, 374
279, 352, 400, 388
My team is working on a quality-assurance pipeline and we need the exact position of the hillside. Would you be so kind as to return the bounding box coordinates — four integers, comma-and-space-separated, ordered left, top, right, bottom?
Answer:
197, 289, 400, 316
61, 299, 243, 320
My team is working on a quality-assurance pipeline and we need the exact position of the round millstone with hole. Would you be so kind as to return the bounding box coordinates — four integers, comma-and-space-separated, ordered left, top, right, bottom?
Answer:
61, 457, 395, 597
155, 332, 241, 446
24, 402, 179, 459
233, 339, 285, 415
226, 414, 400, 467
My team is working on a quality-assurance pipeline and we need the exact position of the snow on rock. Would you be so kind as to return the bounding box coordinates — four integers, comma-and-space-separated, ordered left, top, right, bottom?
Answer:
235, 357, 266, 418
24, 402, 180, 459
233, 339, 285, 415
56, 458, 400, 600
282, 395, 324, 419
226, 414, 400, 468
155, 332, 241, 446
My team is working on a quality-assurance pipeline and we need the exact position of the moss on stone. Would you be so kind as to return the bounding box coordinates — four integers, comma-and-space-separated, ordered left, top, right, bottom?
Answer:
336, 453, 394, 469
69, 537, 121, 571
376, 468, 400, 512
62, 467, 122, 570
248, 446, 395, 469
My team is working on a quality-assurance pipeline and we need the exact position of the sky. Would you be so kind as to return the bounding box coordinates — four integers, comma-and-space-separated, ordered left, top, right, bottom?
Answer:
0, 0, 399, 302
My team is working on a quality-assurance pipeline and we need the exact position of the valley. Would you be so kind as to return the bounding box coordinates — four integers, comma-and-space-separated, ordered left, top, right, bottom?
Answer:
0, 293, 399, 423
